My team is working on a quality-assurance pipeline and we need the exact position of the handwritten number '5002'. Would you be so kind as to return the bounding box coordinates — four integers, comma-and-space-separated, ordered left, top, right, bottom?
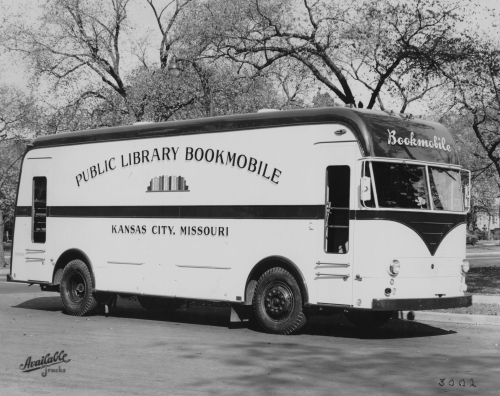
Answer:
439, 379, 476, 387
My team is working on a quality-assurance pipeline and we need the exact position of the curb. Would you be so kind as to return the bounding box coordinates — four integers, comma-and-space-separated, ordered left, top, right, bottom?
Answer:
473, 295, 500, 304
398, 311, 500, 326
467, 251, 500, 256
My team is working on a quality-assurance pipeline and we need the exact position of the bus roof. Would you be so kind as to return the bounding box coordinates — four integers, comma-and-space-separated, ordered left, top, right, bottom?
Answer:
30, 107, 458, 165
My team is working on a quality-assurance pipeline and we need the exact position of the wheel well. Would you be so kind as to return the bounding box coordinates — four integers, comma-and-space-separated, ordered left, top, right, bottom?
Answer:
53, 249, 95, 287
244, 256, 309, 306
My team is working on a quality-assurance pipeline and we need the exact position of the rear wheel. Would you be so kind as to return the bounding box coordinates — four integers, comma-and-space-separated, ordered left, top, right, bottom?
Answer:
60, 259, 97, 316
252, 267, 307, 335
344, 309, 393, 330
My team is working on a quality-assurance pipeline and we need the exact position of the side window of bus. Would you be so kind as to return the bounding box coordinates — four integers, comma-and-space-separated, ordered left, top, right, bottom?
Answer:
33, 177, 47, 243
325, 166, 350, 254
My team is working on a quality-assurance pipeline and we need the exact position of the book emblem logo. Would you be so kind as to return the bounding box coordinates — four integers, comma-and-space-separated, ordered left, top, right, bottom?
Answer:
147, 175, 189, 192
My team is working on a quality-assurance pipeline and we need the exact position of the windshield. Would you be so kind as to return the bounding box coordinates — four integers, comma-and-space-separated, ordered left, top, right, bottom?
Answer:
370, 162, 428, 209
365, 161, 464, 212
428, 167, 464, 211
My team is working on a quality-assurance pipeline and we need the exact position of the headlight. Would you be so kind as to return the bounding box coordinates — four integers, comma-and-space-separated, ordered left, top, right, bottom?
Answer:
461, 260, 470, 273
389, 260, 400, 275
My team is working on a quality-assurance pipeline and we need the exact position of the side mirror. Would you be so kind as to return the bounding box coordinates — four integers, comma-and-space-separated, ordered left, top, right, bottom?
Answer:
361, 176, 372, 201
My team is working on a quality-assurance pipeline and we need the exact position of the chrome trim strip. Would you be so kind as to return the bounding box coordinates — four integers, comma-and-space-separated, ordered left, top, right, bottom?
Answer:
176, 265, 231, 270
316, 262, 350, 267
425, 165, 434, 210
369, 161, 379, 207
107, 261, 144, 265
25, 249, 45, 253
315, 273, 350, 280
358, 157, 464, 170
356, 207, 466, 215
314, 140, 358, 145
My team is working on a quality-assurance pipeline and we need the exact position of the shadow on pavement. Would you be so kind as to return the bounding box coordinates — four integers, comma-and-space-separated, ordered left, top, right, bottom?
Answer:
302, 314, 455, 339
12, 295, 455, 340
12, 295, 63, 312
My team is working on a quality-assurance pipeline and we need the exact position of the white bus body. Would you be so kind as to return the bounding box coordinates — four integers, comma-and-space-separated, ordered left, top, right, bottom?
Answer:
8, 108, 472, 334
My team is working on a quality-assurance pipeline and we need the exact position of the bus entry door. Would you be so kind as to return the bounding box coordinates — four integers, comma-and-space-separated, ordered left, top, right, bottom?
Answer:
315, 164, 353, 306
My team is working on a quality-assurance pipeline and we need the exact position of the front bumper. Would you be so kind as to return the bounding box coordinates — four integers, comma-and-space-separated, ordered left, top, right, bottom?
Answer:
372, 295, 472, 311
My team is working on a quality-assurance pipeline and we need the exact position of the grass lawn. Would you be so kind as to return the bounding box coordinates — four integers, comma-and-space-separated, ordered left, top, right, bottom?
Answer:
466, 266, 500, 295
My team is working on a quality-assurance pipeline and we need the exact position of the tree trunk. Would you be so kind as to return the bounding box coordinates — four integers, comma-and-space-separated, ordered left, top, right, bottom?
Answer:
0, 209, 5, 267
488, 215, 492, 240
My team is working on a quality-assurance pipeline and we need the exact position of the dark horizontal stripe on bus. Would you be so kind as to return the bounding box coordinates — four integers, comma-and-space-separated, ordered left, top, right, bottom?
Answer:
16, 206, 467, 223
17, 205, 326, 219
16, 205, 465, 255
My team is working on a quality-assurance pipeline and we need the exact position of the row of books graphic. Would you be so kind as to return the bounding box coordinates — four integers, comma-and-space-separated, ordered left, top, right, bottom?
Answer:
147, 175, 189, 191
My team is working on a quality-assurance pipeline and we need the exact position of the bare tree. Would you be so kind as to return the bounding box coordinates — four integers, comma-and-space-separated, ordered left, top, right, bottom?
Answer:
7, 1, 134, 110
0, 86, 35, 267
145, 0, 194, 69
203, 0, 476, 110
2, 0, 211, 123
453, 43, 500, 182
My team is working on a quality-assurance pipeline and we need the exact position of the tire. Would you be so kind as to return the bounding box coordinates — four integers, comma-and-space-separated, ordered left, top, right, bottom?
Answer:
137, 296, 181, 317
60, 259, 98, 316
344, 309, 393, 330
252, 267, 307, 335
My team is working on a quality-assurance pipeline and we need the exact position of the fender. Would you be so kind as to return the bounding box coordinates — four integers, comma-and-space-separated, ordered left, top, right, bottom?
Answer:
245, 255, 310, 306
53, 249, 96, 289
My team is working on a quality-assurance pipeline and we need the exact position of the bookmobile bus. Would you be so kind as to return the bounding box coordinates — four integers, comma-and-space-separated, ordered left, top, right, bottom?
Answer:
7, 107, 472, 334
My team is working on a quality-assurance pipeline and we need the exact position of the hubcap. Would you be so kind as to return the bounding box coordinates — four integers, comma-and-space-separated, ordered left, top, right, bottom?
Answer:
68, 272, 86, 303
263, 282, 294, 320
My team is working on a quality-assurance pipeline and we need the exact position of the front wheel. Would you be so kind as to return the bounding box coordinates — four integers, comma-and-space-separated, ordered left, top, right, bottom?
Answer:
60, 259, 98, 316
252, 267, 307, 335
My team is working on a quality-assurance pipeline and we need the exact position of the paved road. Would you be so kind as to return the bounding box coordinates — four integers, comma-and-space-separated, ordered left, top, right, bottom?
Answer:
0, 275, 38, 295
0, 288, 499, 395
